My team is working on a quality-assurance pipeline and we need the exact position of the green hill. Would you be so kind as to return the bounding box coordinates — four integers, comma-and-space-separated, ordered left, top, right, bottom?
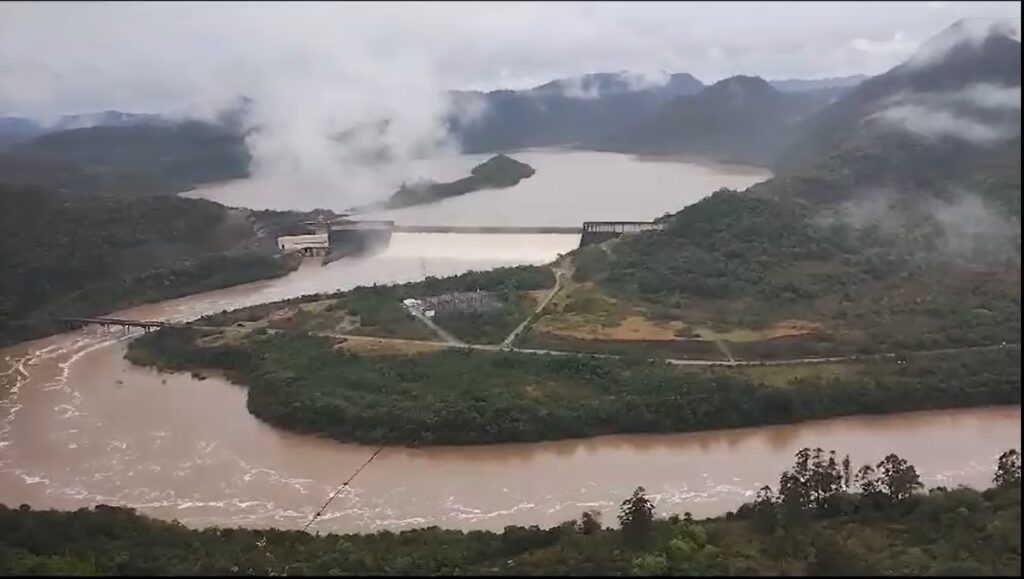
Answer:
599, 76, 835, 165
530, 22, 1021, 361
0, 185, 303, 347
0, 121, 249, 197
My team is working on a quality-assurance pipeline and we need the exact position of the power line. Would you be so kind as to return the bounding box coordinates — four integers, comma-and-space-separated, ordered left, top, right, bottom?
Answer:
302, 444, 385, 533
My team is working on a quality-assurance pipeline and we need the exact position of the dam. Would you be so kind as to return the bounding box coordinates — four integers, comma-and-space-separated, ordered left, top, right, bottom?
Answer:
279, 219, 665, 259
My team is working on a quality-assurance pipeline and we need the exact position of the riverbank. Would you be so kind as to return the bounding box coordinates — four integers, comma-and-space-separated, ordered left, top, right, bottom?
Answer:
2, 449, 1019, 575
126, 322, 1021, 446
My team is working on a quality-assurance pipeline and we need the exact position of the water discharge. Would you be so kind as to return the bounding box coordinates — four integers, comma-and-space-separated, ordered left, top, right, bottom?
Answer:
1, 152, 1019, 534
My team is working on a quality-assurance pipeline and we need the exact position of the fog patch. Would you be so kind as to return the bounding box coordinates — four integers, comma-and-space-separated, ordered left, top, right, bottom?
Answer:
927, 193, 1021, 262
544, 71, 671, 100
906, 18, 1020, 69
866, 83, 1021, 146
870, 104, 1015, 145
816, 189, 1021, 266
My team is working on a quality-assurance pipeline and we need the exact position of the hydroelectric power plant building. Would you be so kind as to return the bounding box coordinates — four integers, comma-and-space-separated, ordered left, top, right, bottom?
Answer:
276, 233, 330, 257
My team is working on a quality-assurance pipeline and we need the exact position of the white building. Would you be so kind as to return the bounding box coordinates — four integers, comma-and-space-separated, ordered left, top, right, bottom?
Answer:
277, 233, 329, 257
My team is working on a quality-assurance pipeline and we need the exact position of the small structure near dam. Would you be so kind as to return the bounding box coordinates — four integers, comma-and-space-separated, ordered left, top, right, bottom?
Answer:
277, 219, 665, 260
277, 233, 329, 257
579, 221, 665, 246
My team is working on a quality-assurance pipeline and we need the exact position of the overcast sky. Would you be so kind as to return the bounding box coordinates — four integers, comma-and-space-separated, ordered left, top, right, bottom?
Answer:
1, 1, 1020, 119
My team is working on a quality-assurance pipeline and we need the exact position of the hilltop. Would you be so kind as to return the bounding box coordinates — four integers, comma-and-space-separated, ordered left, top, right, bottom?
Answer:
597, 75, 835, 165
448, 72, 705, 153
0, 120, 250, 197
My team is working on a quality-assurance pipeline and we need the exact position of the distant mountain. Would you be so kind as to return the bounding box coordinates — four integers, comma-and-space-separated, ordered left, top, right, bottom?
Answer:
0, 121, 250, 197
774, 20, 1021, 175
769, 75, 868, 93
448, 71, 705, 153
51, 110, 165, 131
0, 117, 44, 150
766, 20, 1022, 205
0, 110, 164, 150
598, 75, 837, 165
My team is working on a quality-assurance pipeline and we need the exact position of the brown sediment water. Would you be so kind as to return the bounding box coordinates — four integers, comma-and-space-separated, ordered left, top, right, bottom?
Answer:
2, 154, 1018, 534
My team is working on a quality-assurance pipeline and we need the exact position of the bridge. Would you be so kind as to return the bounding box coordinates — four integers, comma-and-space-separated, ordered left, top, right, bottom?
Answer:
54, 317, 178, 332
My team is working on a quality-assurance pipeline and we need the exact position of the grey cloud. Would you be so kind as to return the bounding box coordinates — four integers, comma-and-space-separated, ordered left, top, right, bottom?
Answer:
817, 188, 1020, 265
867, 83, 1021, 145
870, 103, 1016, 144
1, 2, 1021, 207
927, 192, 1021, 261
907, 18, 1021, 69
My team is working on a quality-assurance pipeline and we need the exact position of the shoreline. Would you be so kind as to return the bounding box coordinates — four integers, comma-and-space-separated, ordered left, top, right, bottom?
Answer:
125, 326, 1021, 450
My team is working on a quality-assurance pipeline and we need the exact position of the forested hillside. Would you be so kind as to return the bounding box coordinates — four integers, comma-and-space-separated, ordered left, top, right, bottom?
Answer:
0, 121, 250, 197
544, 22, 1021, 360
598, 76, 837, 165
0, 186, 300, 347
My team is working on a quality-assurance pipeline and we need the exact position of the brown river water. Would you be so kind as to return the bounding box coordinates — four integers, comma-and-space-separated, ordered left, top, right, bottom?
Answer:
2, 152, 1020, 533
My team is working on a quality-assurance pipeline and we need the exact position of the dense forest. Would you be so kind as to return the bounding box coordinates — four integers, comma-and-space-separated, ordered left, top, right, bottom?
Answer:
127, 322, 1019, 445
0, 120, 250, 198
1, 448, 1018, 575
0, 185, 302, 347
561, 188, 1020, 359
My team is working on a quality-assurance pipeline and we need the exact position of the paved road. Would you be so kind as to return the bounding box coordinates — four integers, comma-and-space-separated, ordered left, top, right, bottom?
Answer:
318, 332, 1018, 368
500, 270, 565, 349
403, 304, 466, 346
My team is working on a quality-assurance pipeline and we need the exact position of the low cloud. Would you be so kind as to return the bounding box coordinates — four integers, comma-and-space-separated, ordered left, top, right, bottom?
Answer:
851, 32, 916, 57
867, 82, 1021, 145
817, 188, 1021, 265
907, 18, 1020, 69
927, 192, 1021, 260
870, 104, 1015, 145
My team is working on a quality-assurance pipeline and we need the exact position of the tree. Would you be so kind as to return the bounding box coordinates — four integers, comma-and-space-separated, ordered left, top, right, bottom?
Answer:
993, 449, 1021, 488
778, 448, 846, 514
619, 486, 655, 547
752, 485, 781, 534
876, 454, 923, 504
630, 553, 669, 576
577, 510, 602, 535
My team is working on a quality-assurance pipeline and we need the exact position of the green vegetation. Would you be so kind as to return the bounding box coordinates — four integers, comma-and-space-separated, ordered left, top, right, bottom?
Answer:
360, 154, 536, 211
558, 189, 1021, 359
194, 265, 554, 344
127, 320, 1019, 445
1, 449, 1019, 575
0, 186, 301, 347
0, 121, 249, 198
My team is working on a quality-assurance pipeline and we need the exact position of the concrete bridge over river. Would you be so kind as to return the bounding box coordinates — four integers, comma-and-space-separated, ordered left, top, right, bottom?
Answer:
54, 317, 179, 332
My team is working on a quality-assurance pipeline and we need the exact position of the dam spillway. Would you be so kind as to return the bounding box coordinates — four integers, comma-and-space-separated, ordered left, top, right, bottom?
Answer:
294, 220, 666, 262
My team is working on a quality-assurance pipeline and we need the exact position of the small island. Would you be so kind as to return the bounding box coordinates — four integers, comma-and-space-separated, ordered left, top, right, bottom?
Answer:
354, 154, 536, 212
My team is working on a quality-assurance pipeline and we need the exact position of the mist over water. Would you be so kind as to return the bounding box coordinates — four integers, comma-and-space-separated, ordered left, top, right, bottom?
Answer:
187, 150, 771, 224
